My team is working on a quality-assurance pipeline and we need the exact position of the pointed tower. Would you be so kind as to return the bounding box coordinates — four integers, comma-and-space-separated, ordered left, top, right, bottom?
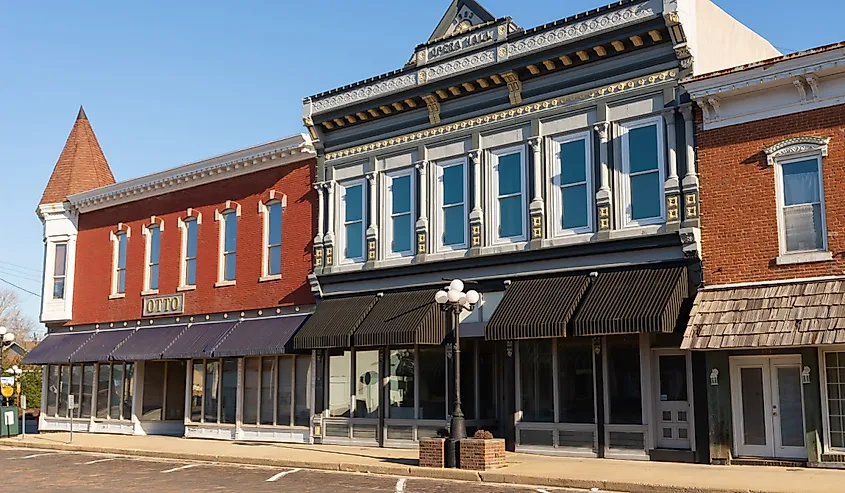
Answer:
37, 107, 116, 324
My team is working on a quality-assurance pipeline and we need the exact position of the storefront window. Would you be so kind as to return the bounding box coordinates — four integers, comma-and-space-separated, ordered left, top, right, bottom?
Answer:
607, 336, 642, 424
294, 355, 312, 426
142, 361, 165, 420
558, 340, 594, 424
260, 357, 275, 425
355, 350, 379, 419
328, 351, 351, 417
191, 361, 203, 421
70, 365, 82, 418
277, 357, 293, 426
123, 363, 134, 420
220, 358, 238, 424
520, 340, 554, 422
460, 341, 476, 420
96, 364, 109, 418
418, 346, 446, 420
110, 363, 124, 419
81, 364, 94, 419
825, 352, 845, 448
204, 360, 220, 423
388, 348, 414, 419
59, 365, 70, 417
478, 342, 497, 420
165, 361, 186, 421
243, 357, 260, 425
46, 365, 59, 416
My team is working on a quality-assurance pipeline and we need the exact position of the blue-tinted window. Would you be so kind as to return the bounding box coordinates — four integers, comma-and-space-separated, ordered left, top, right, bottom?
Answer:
443, 205, 465, 246
628, 125, 659, 173
562, 184, 588, 229
782, 159, 820, 206
148, 226, 160, 290
626, 123, 662, 222
345, 222, 363, 259
53, 243, 67, 300
343, 184, 364, 260
391, 175, 412, 254
223, 212, 237, 281
345, 185, 363, 222
781, 158, 825, 252
267, 202, 283, 275
630, 173, 661, 220
443, 165, 464, 206
496, 152, 523, 239
185, 219, 197, 286
560, 140, 587, 185
116, 233, 127, 294
559, 139, 590, 231
441, 163, 465, 246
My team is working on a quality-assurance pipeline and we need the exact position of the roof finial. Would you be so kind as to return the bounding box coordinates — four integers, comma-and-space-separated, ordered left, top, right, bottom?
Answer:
77, 105, 87, 121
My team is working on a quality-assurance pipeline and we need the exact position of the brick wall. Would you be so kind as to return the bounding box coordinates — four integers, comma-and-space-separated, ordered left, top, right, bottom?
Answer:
458, 438, 506, 470
697, 104, 845, 285
65, 158, 316, 326
418, 438, 445, 468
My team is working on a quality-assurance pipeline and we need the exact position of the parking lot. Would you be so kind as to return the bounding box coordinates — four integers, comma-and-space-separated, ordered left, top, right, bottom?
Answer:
0, 446, 596, 493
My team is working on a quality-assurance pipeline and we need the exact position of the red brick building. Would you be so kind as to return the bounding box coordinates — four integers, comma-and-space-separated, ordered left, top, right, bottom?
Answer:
682, 42, 845, 466
27, 108, 319, 442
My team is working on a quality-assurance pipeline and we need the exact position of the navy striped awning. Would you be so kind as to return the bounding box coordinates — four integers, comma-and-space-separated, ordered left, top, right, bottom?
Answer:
22, 331, 92, 365
353, 289, 446, 347
570, 264, 690, 336
212, 315, 309, 357
161, 321, 239, 359
110, 324, 188, 362
68, 329, 135, 363
485, 274, 591, 341
292, 295, 379, 350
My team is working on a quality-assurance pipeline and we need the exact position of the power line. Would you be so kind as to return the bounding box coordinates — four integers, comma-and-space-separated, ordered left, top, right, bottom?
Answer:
0, 260, 41, 274
0, 277, 41, 298
0, 268, 42, 284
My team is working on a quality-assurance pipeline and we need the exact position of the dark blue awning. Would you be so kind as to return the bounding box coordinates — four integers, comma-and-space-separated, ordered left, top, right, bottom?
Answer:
161, 321, 238, 359
69, 329, 135, 363
212, 315, 309, 357
110, 324, 188, 362
22, 332, 93, 365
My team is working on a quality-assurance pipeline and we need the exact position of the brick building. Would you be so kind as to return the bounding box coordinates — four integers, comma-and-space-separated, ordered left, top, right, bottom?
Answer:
682, 42, 845, 466
25, 107, 319, 442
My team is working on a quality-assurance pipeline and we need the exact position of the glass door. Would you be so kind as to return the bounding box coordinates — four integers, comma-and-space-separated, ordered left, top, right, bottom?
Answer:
770, 358, 806, 458
655, 354, 691, 449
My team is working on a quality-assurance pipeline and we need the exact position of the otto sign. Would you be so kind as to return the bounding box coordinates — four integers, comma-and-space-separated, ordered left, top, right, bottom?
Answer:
143, 293, 185, 317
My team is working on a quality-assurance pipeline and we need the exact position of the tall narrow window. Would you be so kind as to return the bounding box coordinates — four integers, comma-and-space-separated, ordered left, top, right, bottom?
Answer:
491, 147, 526, 242
222, 211, 237, 281
266, 202, 283, 276
183, 219, 198, 286
387, 173, 413, 256
146, 225, 161, 291
114, 232, 127, 295
293, 355, 312, 426
777, 156, 826, 253
53, 243, 67, 299
437, 159, 466, 250
96, 363, 109, 418
621, 118, 664, 226
243, 357, 260, 425
341, 182, 365, 262
553, 133, 593, 235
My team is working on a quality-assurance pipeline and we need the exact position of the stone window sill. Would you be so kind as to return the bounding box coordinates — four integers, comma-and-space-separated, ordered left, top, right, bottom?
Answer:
108, 293, 126, 300
140, 289, 159, 296
177, 285, 197, 292
214, 280, 237, 288
259, 274, 282, 283
776, 251, 833, 266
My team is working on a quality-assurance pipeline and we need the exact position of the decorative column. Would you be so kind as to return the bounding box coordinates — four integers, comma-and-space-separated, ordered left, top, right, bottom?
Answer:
323, 182, 335, 270
415, 161, 429, 259
663, 108, 681, 231
365, 172, 378, 266
528, 137, 545, 246
468, 150, 483, 252
681, 105, 700, 228
313, 183, 325, 273
594, 122, 612, 238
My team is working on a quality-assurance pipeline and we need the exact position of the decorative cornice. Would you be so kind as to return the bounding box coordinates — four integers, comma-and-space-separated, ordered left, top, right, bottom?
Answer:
325, 69, 677, 162
763, 136, 831, 166
69, 135, 316, 213
311, 73, 419, 114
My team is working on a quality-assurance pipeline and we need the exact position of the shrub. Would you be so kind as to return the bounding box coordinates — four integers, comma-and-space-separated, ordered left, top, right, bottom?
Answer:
473, 429, 493, 440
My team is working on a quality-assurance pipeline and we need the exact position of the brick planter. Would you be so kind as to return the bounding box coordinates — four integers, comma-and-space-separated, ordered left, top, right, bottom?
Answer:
419, 437, 446, 468
458, 438, 506, 470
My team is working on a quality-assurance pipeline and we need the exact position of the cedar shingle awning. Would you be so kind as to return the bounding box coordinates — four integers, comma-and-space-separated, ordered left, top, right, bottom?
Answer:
570, 264, 690, 337
352, 289, 446, 347
22, 332, 93, 365
292, 294, 379, 350
683, 279, 845, 350
212, 315, 309, 357
485, 274, 591, 341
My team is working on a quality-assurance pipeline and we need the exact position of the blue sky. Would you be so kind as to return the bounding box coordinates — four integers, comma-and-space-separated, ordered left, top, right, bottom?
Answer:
0, 1, 840, 332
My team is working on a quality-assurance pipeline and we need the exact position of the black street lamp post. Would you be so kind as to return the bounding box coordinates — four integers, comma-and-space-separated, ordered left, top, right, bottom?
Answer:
435, 280, 480, 469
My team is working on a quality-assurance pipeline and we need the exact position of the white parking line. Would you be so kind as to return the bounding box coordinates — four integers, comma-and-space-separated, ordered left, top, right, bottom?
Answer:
161, 464, 203, 473
9, 453, 58, 460
395, 477, 407, 492
536, 489, 551, 493
265, 468, 301, 482
81, 458, 118, 465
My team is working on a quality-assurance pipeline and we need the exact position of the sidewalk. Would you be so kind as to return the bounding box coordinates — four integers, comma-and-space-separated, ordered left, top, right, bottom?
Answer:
2, 432, 842, 493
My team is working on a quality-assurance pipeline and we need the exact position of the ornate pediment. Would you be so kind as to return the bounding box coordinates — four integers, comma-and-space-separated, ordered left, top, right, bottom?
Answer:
763, 136, 830, 165
427, 0, 496, 43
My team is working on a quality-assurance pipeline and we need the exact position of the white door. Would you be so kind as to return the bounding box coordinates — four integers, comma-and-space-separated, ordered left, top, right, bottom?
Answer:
655, 354, 691, 449
730, 356, 807, 459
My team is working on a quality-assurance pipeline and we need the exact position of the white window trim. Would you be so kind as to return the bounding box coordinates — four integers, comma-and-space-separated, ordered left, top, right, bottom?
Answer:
109, 225, 130, 299
52, 242, 68, 300
338, 178, 367, 264
259, 194, 287, 281
381, 168, 415, 259
141, 217, 164, 295
773, 152, 829, 263
433, 157, 469, 253
619, 116, 666, 228
215, 202, 241, 287
819, 346, 845, 454
550, 131, 594, 237
177, 211, 201, 290
486, 144, 528, 245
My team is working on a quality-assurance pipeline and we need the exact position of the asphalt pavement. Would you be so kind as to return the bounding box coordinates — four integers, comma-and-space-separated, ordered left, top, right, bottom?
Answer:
0, 446, 605, 493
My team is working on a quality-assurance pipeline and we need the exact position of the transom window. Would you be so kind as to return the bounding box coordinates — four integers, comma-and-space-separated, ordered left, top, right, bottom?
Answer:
620, 117, 665, 226
435, 158, 467, 251
182, 219, 198, 287
386, 171, 413, 257
340, 180, 365, 262
146, 225, 161, 291
266, 201, 283, 275
221, 210, 237, 281
552, 132, 593, 235
776, 156, 826, 253
53, 242, 67, 299
113, 232, 127, 295
490, 146, 527, 242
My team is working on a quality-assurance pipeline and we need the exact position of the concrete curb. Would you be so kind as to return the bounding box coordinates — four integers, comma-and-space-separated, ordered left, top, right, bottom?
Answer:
0, 439, 780, 493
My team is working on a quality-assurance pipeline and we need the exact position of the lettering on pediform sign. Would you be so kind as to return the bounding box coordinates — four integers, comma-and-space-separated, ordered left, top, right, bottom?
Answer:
428, 29, 494, 62
143, 293, 185, 317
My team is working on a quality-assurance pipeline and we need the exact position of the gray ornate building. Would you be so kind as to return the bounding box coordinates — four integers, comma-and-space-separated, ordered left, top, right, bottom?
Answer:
296, 0, 779, 461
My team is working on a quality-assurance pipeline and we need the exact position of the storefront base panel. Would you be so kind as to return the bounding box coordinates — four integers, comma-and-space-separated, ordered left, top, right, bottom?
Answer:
137, 421, 184, 436
39, 417, 92, 433
90, 420, 135, 435
648, 448, 696, 463
239, 426, 310, 443
184, 424, 237, 440
514, 445, 597, 458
